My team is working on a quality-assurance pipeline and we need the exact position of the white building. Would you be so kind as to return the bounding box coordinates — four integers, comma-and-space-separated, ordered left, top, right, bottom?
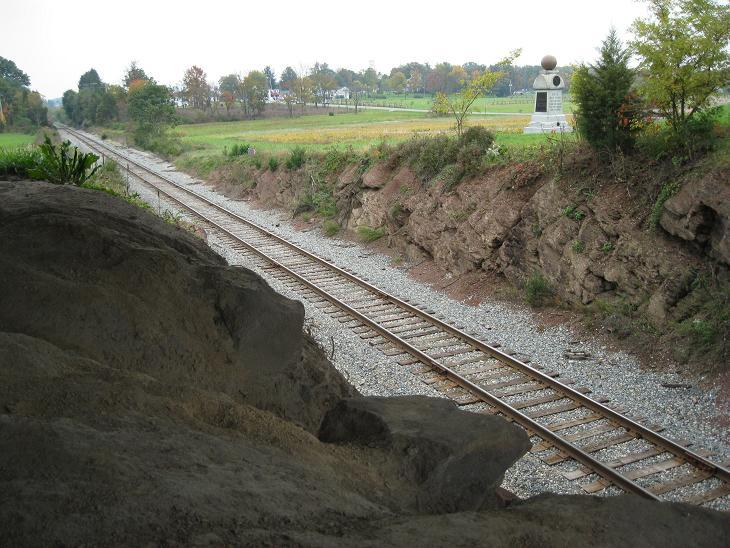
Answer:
333, 87, 350, 100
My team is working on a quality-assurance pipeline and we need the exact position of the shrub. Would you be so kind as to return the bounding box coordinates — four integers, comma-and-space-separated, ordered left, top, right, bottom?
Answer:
322, 219, 340, 236
456, 142, 484, 179
286, 147, 306, 170
437, 164, 464, 191
524, 272, 554, 306
458, 126, 495, 150
413, 134, 458, 180
30, 136, 100, 185
357, 225, 386, 242
572, 240, 585, 253
601, 242, 614, 253
268, 156, 279, 171
227, 143, 250, 157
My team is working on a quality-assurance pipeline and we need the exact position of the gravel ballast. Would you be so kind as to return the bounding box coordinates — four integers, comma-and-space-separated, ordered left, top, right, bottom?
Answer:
63, 130, 730, 509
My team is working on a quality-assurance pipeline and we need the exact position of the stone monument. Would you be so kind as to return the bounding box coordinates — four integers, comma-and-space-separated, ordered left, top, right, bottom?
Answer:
523, 55, 573, 134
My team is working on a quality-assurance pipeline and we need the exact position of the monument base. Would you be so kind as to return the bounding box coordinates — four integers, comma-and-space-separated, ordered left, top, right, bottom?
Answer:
523, 113, 573, 134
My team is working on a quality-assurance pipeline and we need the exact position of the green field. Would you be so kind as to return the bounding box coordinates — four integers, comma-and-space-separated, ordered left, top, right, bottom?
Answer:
0, 133, 35, 148
331, 93, 575, 114
176, 109, 549, 158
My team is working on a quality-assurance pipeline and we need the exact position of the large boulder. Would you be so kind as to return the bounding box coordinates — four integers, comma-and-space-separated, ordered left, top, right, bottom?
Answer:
0, 181, 354, 431
318, 396, 531, 513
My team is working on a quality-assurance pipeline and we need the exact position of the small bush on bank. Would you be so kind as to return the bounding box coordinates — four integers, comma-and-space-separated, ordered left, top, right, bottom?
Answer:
268, 156, 279, 171
286, 147, 306, 170
226, 143, 250, 157
322, 219, 340, 236
524, 272, 554, 306
357, 225, 386, 242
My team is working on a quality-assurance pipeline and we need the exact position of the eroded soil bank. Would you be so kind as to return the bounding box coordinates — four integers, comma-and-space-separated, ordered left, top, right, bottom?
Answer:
1, 181, 729, 546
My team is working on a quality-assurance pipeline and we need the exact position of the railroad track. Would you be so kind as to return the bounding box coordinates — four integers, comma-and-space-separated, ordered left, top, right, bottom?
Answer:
59, 125, 730, 508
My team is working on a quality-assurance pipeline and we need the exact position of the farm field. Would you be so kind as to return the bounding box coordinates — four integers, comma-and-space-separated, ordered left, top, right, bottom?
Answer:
331, 93, 575, 114
0, 133, 34, 148
175, 109, 548, 157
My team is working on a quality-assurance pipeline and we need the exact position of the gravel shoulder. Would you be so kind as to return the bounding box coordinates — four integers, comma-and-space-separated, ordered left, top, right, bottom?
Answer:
64, 130, 730, 505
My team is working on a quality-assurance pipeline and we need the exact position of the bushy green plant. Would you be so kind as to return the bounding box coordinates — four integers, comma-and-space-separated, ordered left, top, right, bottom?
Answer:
524, 272, 554, 306
268, 156, 279, 171
286, 147, 306, 170
413, 134, 459, 180
572, 240, 585, 253
357, 225, 386, 242
322, 219, 340, 236
227, 143, 250, 157
458, 126, 495, 150
601, 241, 614, 253
30, 136, 100, 185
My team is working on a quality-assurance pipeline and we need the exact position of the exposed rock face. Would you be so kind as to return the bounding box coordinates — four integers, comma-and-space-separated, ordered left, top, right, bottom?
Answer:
319, 396, 530, 513
661, 169, 730, 265
235, 155, 727, 326
0, 181, 353, 432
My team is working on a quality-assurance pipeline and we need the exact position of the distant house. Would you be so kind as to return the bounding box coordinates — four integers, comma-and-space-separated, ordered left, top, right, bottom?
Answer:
334, 87, 350, 100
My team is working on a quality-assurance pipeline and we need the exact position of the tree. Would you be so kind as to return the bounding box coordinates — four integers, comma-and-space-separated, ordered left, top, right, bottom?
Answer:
408, 71, 422, 95
443, 50, 520, 136
242, 71, 268, 118
292, 75, 313, 113
221, 90, 236, 115
182, 65, 211, 110
78, 69, 102, 91
127, 82, 177, 146
263, 66, 277, 89
571, 29, 638, 154
62, 90, 80, 124
350, 80, 366, 113
123, 61, 151, 90
631, 0, 730, 144
0, 56, 30, 86
388, 71, 406, 95
280, 66, 298, 90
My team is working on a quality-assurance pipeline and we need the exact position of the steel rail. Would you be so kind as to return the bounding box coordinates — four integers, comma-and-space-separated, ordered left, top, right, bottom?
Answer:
60, 125, 730, 499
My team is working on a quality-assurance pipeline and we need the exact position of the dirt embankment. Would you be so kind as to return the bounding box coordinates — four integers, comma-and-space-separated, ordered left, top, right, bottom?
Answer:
226, 149, 729, 374
1, 181, 729, 546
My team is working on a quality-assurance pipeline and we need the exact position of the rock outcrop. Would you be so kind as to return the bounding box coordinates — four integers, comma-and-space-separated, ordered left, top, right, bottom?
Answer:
319, 396, 530, 513
0, 181, 353, 432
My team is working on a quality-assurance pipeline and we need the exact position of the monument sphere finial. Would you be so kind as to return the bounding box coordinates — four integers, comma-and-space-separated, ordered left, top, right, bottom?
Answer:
541, 55, 557, 71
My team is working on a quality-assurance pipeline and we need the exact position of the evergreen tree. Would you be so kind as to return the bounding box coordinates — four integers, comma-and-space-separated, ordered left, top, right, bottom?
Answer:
571, 29, 638, 154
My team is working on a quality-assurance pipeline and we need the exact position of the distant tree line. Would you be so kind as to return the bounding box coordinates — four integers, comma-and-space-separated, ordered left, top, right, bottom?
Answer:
0, 56, 48, 131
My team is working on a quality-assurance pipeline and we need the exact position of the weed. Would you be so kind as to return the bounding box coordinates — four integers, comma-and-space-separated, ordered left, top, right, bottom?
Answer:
227, 143, 250, 157
357, 225, 386, 242
161, 209, 182, 224
601, 241, 614, 253
531, 223, 542, 237
650, 181, 680, 229
268, 156, 279, 171
31, 137, 100, 185
572, 240, 585, 253
399, 184, 413, 195
286, 147, 306, 170
389, 202, 404, 218
322, 219, 340, 236
561, 205, 585, 221
524, 272, 554, 307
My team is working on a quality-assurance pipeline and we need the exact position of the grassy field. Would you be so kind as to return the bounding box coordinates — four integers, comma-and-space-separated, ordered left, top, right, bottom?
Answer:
176, 109, 549, 157
0, 133, 35, 148
331, 93, 575, 114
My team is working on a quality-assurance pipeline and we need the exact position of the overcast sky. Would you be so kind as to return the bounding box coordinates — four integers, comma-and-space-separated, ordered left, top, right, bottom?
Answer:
3, 0, 651, 98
